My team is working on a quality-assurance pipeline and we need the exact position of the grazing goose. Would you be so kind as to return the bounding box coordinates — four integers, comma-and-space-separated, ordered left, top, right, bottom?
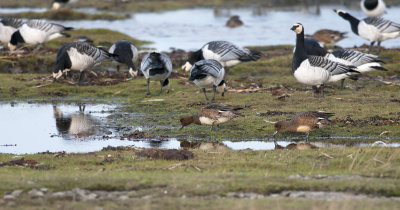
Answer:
272, 111, 334, 141
180, 104, 244, 130
52, 0, 77, 10
0, 17, 24, 45
53, 42, 117, 84
140, 52, 172, 95
334, 9, 400, 53
291, 23, 359, 97
109, 40, 139, 78
8, 19, 73, 51
188, 59, 225, 102
300, 38, 388, 89
182, 41, 262, 72
311, 29, 347, 46
361, 0, 386, 17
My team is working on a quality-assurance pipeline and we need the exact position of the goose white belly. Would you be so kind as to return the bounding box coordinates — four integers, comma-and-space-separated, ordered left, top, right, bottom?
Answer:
19, 25, 48, 44
294, 60, 330, 85
67, 48, 95, 71
358, 22, 380, 42
0, 24, 17, 43
193, 75, 216, 88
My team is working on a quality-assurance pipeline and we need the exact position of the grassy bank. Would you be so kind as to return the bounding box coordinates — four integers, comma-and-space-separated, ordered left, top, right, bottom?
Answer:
0, 147, 400, 209
0, 9, 129, 20
0, 28, 400, 209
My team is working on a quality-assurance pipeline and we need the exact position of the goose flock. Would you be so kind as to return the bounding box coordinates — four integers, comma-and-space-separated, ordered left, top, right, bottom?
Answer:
0, 0, 399, 140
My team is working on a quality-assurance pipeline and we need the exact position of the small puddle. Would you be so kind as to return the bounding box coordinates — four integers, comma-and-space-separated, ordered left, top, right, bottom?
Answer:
0, 103, 399, 154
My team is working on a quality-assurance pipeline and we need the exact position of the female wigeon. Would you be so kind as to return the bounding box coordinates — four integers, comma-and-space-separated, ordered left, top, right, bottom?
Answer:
180, 104, 244, 130
273, 111, 335, 141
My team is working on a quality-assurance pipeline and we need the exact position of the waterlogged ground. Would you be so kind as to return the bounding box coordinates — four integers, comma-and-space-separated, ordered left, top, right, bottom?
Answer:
0, 22, 400, 208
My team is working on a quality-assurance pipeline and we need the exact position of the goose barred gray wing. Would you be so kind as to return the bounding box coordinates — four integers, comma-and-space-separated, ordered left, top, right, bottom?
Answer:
67, 42, 116, 63
0, 17, 24, 28
160, 53, 173, 73
190, 60, 224, 79
140, 53, 172, 78
363, 17, 400, 33
27, 19, 72, 34
308, 56, 355, 75
206, 41, 254, 61
331, 49, 381, 66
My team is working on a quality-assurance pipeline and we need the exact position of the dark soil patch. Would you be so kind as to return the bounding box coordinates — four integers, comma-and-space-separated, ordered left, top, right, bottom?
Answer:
334, 116, 400, 127
40, 91, 68, 97
136, 149, 194, 160
257, 111, 295, 116
120, 130, 169, 141
0, 158, 53, 170
102, 146, 137, 151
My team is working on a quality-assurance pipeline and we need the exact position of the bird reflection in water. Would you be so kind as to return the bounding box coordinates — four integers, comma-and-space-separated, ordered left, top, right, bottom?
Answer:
53, 104, 99, 138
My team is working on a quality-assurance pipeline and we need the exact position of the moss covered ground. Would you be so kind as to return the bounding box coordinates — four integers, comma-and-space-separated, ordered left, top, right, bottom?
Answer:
0, 29, 399, 209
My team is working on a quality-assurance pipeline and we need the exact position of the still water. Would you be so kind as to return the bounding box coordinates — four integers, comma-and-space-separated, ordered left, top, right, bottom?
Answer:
1, 5, 400, 51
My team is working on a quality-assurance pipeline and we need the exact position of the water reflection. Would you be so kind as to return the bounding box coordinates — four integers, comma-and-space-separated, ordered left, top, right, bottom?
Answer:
53, 104, 100, 138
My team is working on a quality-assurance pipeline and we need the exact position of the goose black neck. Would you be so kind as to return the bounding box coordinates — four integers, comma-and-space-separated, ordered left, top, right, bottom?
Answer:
292, 31, 308, 73
345, 14, 360, 35
188, 49, 204, 65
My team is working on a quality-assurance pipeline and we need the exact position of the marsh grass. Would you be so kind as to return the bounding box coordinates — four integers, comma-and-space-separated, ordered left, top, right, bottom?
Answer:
0, 9, 129, 20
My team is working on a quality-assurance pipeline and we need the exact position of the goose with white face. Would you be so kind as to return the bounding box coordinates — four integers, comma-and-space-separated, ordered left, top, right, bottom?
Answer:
291, 23, 303, 34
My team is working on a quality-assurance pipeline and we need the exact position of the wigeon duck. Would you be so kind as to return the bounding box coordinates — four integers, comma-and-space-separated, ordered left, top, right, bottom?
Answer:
272, 111, 335, 141
180, 104, 244, 130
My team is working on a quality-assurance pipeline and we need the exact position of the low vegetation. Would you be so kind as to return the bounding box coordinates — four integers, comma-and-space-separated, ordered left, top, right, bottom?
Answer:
0, 28, 399, 209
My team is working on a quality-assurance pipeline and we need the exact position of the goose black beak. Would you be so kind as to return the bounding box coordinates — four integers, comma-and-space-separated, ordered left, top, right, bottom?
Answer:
333, 9, 337, 13
290, 26, 296, 31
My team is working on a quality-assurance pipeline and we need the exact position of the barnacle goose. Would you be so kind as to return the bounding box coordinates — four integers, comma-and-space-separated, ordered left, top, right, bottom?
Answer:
182, 41, 262, 72
291, 23, 359, 97
52, 0, 78, 10
361, 0, 386, 17
188, 59, 225, 102
300, 37, 388, 89
53, 42, 118, 84
8, 19, 73, 51
140, 52, 172, 95
334, 9, 400, 53
109, 40, 139, 78
0, 17, 24, 45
